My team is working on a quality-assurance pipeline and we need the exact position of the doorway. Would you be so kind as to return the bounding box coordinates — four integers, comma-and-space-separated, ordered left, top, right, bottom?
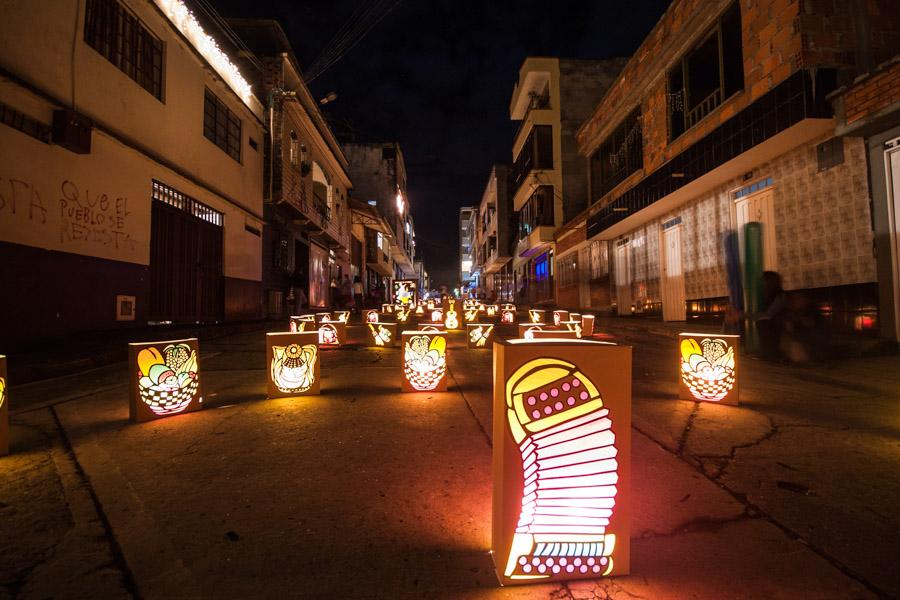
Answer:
885, 141, 900, 340
660, 223, 687, 321
734, 187, 777, 272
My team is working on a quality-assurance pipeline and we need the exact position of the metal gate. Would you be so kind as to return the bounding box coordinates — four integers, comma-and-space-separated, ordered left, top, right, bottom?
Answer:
149, 181, 224, 322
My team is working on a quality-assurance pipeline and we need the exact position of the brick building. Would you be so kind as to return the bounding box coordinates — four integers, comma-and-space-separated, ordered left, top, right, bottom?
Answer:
560, 0, 899, 335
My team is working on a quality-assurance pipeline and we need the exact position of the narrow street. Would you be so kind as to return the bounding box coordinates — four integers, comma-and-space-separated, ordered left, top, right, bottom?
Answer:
2, 321, 896, 599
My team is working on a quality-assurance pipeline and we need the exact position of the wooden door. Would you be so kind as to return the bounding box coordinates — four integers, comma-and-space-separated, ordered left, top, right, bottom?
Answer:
735, 188, 777, 271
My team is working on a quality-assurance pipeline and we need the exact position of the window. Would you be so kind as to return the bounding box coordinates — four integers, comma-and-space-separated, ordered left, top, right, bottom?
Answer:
152, 180, 223, 226
590, 108, 643, 202
289, 130, 299, 165
668, 1, 743, 139
515, 185, 555, 240
203, 88, 241, 161
84, 0, 164, 100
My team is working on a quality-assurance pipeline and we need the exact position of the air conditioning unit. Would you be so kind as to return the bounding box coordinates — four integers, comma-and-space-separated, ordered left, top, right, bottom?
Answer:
52, 109, 92, 154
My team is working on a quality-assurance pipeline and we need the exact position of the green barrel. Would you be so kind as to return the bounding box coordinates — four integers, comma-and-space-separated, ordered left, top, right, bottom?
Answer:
743, 222, 764, 354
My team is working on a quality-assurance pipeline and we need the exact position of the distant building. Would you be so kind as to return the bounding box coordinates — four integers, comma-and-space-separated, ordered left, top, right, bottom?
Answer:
472, 165, 513, 301
508, 57, 628, 305
227, 18, 352, 314
562, 0, 897, 336
459, 206, 477, 290
0, 0, 266, 345
343, 143, 418, 296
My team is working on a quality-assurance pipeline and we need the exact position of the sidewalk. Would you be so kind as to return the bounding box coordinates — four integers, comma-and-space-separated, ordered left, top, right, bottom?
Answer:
1, 321, 897, 598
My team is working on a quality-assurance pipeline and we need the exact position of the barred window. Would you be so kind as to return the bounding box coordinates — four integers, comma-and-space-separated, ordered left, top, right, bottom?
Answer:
152, 180, 223, 226
203, 88, 242, 162
84, 0, 164, 100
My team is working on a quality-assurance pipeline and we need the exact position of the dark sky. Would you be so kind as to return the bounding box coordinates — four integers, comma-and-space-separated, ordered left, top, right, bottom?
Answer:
208, 0, 671, 287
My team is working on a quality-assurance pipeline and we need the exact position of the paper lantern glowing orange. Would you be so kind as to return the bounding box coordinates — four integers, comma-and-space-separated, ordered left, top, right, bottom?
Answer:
129, 338, 203, 422
382, 303, 394, 313
402, 331, 448, 392
368, 322, 398, 347
518, 323, 547, 339
678, 334, 739, 405
501, 310, 515, 324
395, 307, 413, 324
561, 321, 584, 339
486, 305, 498, 317
318, 322, 347, 346
528, 309, 545, 323
464, 308, 480, 323
492, 339, 631, 584
266, 332, 319, 397
415, 305, 424, 316
0, 355, 8, 455
393, 279, 418, 308
364, 309, 380, 323
581, 315, 595, 337
552, 310, 569, 326
333, 311, 350, 323
290, 315, 316, 332
315, 312, 332, 323
467, 323, 495, 349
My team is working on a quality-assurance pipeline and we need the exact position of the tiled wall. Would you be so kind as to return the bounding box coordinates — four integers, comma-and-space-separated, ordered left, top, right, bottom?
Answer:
613, 135, 875, 305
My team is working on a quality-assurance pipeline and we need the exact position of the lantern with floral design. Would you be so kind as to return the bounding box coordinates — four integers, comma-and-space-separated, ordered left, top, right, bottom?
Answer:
267, 332, 319, 397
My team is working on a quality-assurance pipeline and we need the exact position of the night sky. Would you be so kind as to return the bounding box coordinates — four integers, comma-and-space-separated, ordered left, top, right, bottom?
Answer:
208, 0, 671, 287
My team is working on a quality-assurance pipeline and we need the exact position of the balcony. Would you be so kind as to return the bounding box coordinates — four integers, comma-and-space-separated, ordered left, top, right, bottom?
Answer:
514, 185, 555, 258
511, 125, 553, 201
284, 190, 349, 251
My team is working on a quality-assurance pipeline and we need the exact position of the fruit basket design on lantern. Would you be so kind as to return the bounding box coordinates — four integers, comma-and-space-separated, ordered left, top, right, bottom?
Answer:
503, 357, 618, 580
403, 334, 447, 391
136, 343, 199, 416
680, 337, 736, 402
270, 343, 317, 394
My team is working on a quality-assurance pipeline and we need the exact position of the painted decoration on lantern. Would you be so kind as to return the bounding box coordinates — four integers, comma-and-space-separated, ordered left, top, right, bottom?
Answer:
365, 309, 380, 323
368, 322, 398, 347
316, 312, 332, 323
464, 308, 479, 323
266, 332, 319, 397
393, 279, 418, 307
129, 339, 202, 422
518, 323, 546, 339
318, 321, 347, 346
492, 339, 631, 585
382, 303, 394, 314
334, 311, 350, 323
0, 355, 8, 456
528, 309, 545, 324
501, 310, 515, 323
486, 305, 498, 317
678, 334, 739, 405
467, 323, 495, 349
290, 316, 314, 332
396, 307, 412, 324
553, 310, 569, 326
402, 331, 448, 392
582, 315, 595, 337
426, 299, 436, 310
502, 303, 516, 311
561, 321, 584, 339
415, 305, 424, 316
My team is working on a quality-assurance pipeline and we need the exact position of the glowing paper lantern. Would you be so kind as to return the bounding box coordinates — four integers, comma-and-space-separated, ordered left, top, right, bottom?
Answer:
502, 303, 516, 311
334, 311, 350, 323
464, 308, 480, 323
393, 279, 418, 308
561, 321, 584, 339
582, 315, 595, 337
678, 334, 739, 405
316, 312, 332, 323
553, 310, 569, 326
0, 355, 8, 455
418, 323, 445, 332
266, 332, 319, 397
318, 321, 347, 346
467, 323, 496, 349
382, 303, 394, 314
401, 331, 448, 392
129, 338, 202, 422
368, 322, 399, 347
364, 309, 380, 323
492, 338, 631, 584
431, 309, 444, 323
426, 299, 436, 310
290, 315, 316, 332
528, 309, 545, 324
570, 313, 581, 323
501, 309, 516, 324
443, 298, 461, 330
395, 307, 413, 324
415, 305, 425, 316
486, 305, 498, 317
518, 323, 548, 339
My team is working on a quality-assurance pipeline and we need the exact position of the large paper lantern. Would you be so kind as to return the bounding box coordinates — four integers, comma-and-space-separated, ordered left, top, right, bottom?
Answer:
401, 331, 448, 392
395, 307, 413, 325
553, 310, 569, 326
486, 305, 498, 317
464, 307, 480, 323
561, 321, 584, 339
415, 304, 425, 316
290, 315, 315, 332
426, 299, 436, 310
518, 323, 548, 339
129, 338, 202, 422
364, 309, 380, 323
492, 339, 631, 585
393, 279, 418, 308
443, 298, 461, 330
581, 315, 595, 337
0, 355, 8, 455
266, 332, 319, 397
467, 323, 495, 349
430, 308, 444, 323
528, 309, 545, 324
333, 311, 350, 323
368, 322, 399, 347
678, 334, 739, 405
501, 309, 516, 324
318, 321, 347, 346
316, 312, 332, 323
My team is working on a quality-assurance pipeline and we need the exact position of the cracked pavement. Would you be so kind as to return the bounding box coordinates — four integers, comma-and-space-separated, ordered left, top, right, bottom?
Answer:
1, 318, 897, 598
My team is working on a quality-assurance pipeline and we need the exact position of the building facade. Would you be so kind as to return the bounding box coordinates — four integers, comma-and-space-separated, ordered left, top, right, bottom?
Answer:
472, 165, 513, 301
343, 142, 418, 298
508, 56, 628, 306
565, 0, 898, 336
0, 0, 266, 346
459, 206, 476, 290
228, 19, 352, 315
